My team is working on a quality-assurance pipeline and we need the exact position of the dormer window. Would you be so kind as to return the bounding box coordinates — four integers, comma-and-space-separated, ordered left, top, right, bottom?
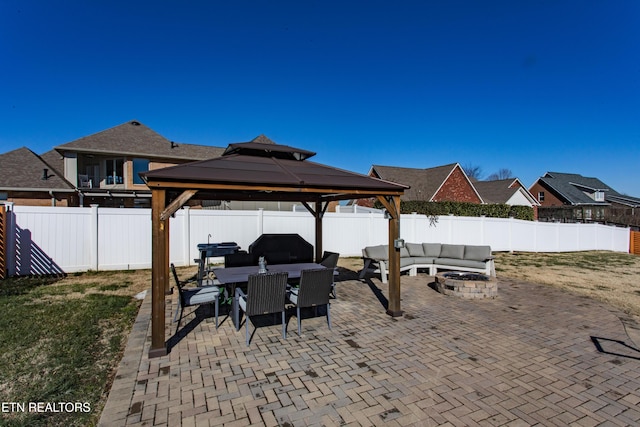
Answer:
594, 191, 604, 202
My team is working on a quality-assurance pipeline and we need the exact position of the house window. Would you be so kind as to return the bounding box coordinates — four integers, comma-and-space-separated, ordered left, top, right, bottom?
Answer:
0, 192, 7, 200
132, 158, 149, 185
538, 191, 545, 202
594, 191, 604, 202
105, 158, 124, 185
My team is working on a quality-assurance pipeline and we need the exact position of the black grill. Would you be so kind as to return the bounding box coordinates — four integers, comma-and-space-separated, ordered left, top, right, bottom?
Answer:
248, 234, 313, 264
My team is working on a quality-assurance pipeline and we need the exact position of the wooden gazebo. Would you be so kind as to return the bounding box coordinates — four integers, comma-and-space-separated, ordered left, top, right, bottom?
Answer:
142, 139, 408, 357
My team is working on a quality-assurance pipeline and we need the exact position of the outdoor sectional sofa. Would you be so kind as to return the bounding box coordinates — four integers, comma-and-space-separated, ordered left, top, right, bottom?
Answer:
359, 243, 496, 283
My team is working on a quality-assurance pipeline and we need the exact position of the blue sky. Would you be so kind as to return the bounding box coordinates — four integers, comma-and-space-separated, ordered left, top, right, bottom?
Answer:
2, 1, 639, 195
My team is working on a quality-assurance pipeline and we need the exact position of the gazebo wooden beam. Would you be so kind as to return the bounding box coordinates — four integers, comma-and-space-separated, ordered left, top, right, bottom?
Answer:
160, 189, 198, 221
147, 180, 402, 197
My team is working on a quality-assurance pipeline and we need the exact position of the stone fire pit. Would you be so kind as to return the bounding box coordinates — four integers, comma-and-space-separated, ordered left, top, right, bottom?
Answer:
434, 271, 498, 299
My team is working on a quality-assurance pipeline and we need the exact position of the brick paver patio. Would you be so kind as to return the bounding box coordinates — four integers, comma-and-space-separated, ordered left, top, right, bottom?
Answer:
99, 268, 640, 426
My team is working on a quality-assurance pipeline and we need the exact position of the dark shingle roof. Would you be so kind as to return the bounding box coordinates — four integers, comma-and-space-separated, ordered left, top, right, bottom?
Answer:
0, 147, 74, 191
40, 149, 65, 175
55, 120, 225, 161
474, 178, 539, 205
370, 164, 459, 201
251, 134, 277, 145
539, 172, 611, 205
606, 194, 640, 207
474, 179, 520, 204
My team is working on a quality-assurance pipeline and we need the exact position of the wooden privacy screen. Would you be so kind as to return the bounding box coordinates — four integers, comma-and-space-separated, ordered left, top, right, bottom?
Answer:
631, 231, 640, 256
0, 205, 6, 279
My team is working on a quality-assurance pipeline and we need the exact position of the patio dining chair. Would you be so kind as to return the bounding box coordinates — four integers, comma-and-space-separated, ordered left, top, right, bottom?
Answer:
320, 251, 340, 298
287, 268, 334, 336
235, 271, 289, 345
171, 263, 220, 330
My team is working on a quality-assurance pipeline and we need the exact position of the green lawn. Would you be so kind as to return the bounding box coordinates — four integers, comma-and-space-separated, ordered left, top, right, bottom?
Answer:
0, 275, 141, 427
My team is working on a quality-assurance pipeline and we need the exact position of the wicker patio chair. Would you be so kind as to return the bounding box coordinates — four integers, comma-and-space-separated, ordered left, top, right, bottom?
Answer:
287, 268, 334, 336
235, 271, 289, 345
320, 251, 340, 298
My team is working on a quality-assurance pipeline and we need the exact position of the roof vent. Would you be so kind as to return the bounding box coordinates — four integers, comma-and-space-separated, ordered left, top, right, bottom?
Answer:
131, 121, 140, 126
41, 168, 53, 180
171, 141, 178, 149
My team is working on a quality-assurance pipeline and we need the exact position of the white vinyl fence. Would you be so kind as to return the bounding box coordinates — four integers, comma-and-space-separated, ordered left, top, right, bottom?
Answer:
3, 205, 631, 275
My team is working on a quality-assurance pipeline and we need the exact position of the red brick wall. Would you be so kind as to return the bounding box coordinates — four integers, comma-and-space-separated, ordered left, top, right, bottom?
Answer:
529, 182, 565, 206
433, 167, 482, 203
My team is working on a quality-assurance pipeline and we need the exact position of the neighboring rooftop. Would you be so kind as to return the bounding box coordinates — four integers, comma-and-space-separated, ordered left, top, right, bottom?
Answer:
0, 147, 74, 191
537, 172, 616, 205
370, 163, 477, 202
54, 120, 226, 161
474, 178, 538, 205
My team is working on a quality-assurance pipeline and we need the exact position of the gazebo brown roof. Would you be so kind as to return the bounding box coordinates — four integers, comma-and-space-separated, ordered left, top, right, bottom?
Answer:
141, 138, 408, 357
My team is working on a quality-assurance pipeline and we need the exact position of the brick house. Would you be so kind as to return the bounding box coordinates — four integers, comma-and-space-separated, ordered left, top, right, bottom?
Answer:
530, 172, 640, 225
359, 163, 483, 205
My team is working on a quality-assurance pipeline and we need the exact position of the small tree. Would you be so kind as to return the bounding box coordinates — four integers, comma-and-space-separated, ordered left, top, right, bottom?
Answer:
486, 168, 514, 181
463, 163, 483, 181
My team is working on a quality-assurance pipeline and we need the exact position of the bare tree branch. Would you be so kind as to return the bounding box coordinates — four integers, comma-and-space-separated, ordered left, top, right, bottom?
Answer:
463, 163, 483, 181
486, 168, 513, 181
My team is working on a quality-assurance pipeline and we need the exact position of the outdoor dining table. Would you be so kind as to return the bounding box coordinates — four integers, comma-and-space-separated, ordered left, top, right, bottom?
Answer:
211, 262, 328, 330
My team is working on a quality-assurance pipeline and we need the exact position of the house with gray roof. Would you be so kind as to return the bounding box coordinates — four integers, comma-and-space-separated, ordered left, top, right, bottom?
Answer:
353, 164, 539, 212
473, 178, 539, 207
530, 172, 640, 225
368, 163, 483, 204
0, 147, 77, 206
51, 120, 226, 207
1, 120, 307, 209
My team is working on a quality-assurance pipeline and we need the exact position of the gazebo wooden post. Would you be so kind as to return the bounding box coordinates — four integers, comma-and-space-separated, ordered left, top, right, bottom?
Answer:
377, 195, 403, 317
302, 201, 327, 263
150, 188, 168, 358
315, 201, 323, 262
164, 213, 170, 294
